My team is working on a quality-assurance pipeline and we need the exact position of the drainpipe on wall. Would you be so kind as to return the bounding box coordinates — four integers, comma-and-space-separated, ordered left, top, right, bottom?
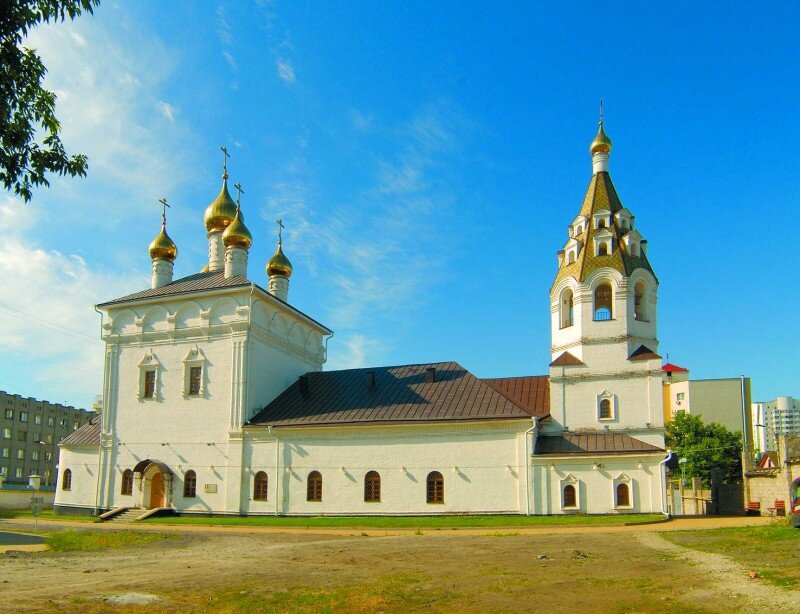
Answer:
659, 451, 673, 517
524, 418, 538, 515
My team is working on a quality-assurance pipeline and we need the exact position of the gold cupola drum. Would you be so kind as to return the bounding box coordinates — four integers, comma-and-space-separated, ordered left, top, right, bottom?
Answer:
204, 146, 239, 272
150, 198, 177, 289
267, 219, 292, 302
222, 182, 252, 279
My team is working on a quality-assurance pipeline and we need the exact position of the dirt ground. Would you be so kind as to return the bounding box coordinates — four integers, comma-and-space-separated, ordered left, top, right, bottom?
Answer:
1, 518, 794, 613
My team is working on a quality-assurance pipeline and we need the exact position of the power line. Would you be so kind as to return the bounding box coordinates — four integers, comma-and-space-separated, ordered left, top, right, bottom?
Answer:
0, 302, 98, 343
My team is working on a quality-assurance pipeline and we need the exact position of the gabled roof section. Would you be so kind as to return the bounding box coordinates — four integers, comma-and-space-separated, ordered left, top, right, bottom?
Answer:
758, 451, 779, 469
662, 362, 689, 373
550, 351, 585, 367
60, 414, 101, 446
96, 271, 331, 333
248, 362, 536, 427
554, 172, 656, 288
535, 433, 664, 456
628, 345, 662, 361
482, 376, 550, 418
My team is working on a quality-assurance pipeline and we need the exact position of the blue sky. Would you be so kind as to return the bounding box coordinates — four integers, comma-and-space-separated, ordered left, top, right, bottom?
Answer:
1, 1, 798, 408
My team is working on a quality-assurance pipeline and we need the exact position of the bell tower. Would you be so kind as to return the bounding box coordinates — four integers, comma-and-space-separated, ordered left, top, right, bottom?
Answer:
547, 116, 663, 445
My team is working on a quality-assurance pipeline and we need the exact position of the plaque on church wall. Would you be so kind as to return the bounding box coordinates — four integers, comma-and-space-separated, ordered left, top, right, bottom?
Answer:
204, 483, 218, 494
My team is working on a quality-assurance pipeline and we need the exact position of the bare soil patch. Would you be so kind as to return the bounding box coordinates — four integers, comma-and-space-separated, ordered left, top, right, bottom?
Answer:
0, 526, 739, 613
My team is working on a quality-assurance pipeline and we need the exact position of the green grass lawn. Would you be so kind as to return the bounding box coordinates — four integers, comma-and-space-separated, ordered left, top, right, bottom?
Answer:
0, 509, 98, 523
662, 521, 800, 589
139, 512, 664, 529
46, 529, 174, 553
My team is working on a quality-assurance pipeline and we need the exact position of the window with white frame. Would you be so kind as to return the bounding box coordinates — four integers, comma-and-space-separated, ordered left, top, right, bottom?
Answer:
613, 475, 633, 509
137, 350, 161, 401
597, 391, 617, 421
593, 229, 613, 257
182, 347, 208, 398
633, 281, 647, 321
560, 288, 574, 328
561, 475, 580, 510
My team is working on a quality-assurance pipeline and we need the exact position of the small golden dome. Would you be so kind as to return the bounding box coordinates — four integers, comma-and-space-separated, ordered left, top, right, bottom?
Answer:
590, 121, 612, 155
149, 222, 178, 261
203, 175, 238, 233
222, 208, 252, 249
267, 242, 293, 278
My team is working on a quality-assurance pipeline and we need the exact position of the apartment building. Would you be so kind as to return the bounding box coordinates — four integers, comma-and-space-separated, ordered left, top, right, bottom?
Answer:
0, 391, 96, 486
752, 397, 800, 453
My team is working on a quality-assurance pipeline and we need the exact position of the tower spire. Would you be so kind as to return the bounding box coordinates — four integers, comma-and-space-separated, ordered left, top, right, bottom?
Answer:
589, 101, 612, 173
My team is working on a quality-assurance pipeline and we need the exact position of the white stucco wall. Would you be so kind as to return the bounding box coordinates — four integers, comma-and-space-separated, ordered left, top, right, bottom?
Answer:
53, 446, 100, 512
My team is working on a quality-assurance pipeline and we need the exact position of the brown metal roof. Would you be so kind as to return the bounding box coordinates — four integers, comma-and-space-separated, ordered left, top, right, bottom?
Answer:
60, 414, 101, 446
628, 345, 662, 361
96, 271, 331, 333
550, 351, 585, 367
535, 433, 664, 455
482, 376, 550, 418
249, 362, 537, 427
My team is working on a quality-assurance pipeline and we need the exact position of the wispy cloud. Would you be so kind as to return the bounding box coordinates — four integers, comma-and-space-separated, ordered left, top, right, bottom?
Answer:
276, 58, 296, 83
351, 109, 374, 133
262, 102, 466, 369
157, 101, 175, 121
216, 4, 237, 72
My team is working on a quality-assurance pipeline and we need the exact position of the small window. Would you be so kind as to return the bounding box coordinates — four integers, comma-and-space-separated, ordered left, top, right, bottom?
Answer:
599, 219, 606, 228
4, 409, 12, 419
46, 435, 54, 444
143, 370, 156, 399
567, 251, 575, 265
34, 415, 42, 425
253, 471, 268, 501
594, 283, 613, 321
1, 448, 7, 458
364, 470, 381, 502
15, 468, 22, 478
426, 471, 444, 504
634, 281, 646, 321
45, 452, 52, 462
19, 412, 28, 422
59, 419, 67, 428
616, 482, 630, 507
307, 471, 322, 502
599, 399, 612, 419
183, 470, 197, 498
2, 428, 10, 439
188, 366, 202, 396
560, 289, 574, 329
31, 450, 39, 461
47, 417, 54, 427
676, 392, 685, 401
17, 430, 26, 442
62, 468, 72, 491
121, 469, 134, 495
563, 484, 577, 508
598, 242, 608, 256
0, 466, 6, 475
16, 449, 24, 460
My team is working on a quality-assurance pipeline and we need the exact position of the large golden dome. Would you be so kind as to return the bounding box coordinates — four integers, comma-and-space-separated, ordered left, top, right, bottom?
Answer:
589, 121, 612, 155
222, 208, 252, 249
203, 175, 238, 233
149, 223, 178, 261
267, 242, 293, 277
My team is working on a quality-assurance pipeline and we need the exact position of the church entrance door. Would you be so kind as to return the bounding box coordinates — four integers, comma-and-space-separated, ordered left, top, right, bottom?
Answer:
150, 473, 166, 508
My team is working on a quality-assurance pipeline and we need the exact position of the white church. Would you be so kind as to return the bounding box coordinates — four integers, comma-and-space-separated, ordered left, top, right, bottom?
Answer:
55, 121, 670, 518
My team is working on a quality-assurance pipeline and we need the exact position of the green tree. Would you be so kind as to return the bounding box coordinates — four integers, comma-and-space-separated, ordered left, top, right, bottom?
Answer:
665, 411, 743, 485
1, 0, 100, 202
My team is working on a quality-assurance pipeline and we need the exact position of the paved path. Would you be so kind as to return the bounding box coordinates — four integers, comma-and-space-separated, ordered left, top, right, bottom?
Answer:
0, 515, 774, 537
0, 530, 47, 553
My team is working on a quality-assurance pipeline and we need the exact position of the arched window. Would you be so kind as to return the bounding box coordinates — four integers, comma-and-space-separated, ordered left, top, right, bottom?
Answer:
567, 251, 575, 265
616, 482, 630, 507
364, 470, 381, 502
121, 469, 133, 495
634, 281, 646, 321
253, 471, 268, 501
599, 399, 612, 419
62, 468, 72, 491
598, 242, 608, 256
598, 219, 606, 228
426, 471, 444, 504
307, 471, 322, 502
183, 470, 196, 498
594, 283, 613, 321
560, 289, 574, 328
563, 484, 577, 508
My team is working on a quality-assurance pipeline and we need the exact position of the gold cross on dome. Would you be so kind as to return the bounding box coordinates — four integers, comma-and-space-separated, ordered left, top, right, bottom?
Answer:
233, 182, 244, 207
599, 98, 604, 123
220, 146, 230, 176
157, 197, 170, 221
276, 218, 285, 243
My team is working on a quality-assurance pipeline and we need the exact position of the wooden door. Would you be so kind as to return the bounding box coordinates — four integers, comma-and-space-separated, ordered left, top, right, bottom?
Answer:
150, 473, 165, 508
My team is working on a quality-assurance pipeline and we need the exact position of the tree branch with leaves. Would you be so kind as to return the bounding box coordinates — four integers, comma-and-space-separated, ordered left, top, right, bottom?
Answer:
1, 0, 100, 202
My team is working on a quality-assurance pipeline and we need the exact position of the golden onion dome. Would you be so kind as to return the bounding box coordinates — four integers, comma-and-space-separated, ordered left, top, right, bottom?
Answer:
267, 242, 293, 278
203, 174, 238, 233
222, 208, 252, 249
590, 121, 612, 155
148, 222, 178, 262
